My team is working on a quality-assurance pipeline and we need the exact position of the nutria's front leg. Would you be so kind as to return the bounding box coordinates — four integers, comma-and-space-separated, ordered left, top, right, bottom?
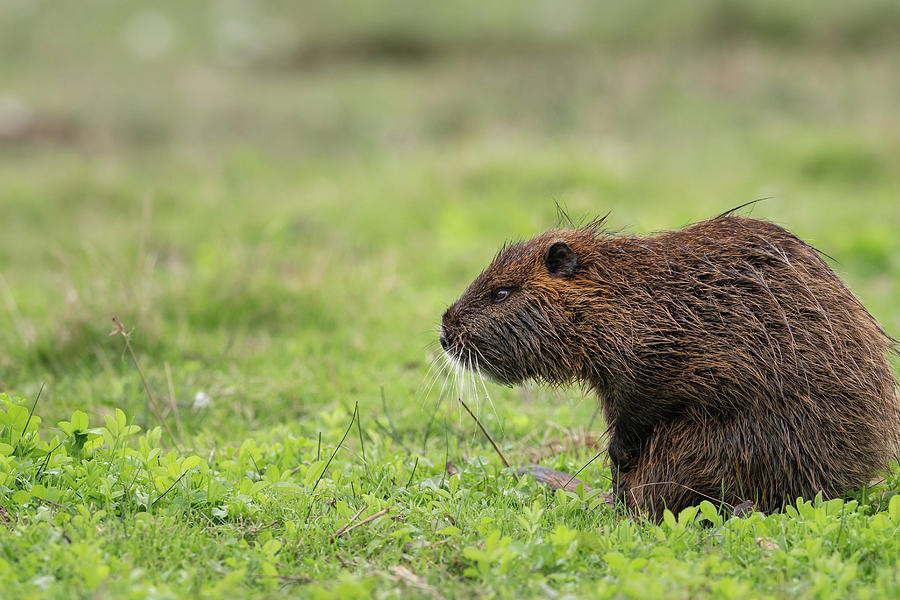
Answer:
607, 413, 654, 500
517, 410, 653, 505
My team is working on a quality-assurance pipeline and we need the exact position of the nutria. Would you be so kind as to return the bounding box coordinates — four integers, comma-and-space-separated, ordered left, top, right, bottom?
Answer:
439, 213, 900, 517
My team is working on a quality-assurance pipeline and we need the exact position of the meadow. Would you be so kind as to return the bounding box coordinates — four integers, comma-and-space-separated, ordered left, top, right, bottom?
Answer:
1, 1, 899, 597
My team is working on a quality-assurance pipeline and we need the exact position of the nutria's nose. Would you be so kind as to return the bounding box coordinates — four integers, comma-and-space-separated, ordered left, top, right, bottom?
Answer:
439, 326, 449, 350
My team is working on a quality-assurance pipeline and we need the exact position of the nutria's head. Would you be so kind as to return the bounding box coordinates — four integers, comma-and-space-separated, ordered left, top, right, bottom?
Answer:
440, 231, 591, 385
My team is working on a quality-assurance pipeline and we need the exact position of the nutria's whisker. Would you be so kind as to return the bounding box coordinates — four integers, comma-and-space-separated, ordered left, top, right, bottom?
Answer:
451, 352, 464, 426
423, 350, 455, 404
466, 350, 480, 440
437, 351, 455, 401
419, 354, 441, 395
467, 349, 479, 405
472, 347, 502, 434
420, 351, 449, 402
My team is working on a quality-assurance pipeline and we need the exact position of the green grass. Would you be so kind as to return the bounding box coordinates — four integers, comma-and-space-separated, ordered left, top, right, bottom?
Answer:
1, 1, 899, 598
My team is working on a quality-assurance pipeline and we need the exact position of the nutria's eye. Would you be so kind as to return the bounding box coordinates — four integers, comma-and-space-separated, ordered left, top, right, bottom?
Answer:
492, 288, 511, 303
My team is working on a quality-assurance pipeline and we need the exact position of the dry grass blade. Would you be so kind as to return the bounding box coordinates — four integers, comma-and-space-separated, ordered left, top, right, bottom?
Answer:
332, 504, 368, 538
457, 397, 510, 468
110, 315, 180, 449
332, 507, 391, 538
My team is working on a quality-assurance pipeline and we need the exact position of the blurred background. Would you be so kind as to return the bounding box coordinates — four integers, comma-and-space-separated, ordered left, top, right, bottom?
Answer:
1, 0, 899, 439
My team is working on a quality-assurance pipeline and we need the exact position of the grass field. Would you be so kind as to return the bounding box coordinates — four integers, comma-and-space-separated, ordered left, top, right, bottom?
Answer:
2, 1, 900, 598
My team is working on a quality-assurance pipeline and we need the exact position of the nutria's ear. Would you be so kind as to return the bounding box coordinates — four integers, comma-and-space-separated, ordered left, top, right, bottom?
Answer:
546, 242, 577, 278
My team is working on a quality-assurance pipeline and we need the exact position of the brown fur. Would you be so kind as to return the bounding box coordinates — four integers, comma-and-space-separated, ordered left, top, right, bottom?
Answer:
440, 215, 900, 517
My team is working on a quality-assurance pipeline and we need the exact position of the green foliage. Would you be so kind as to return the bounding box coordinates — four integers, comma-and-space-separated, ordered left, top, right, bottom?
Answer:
0, 391, 898, 597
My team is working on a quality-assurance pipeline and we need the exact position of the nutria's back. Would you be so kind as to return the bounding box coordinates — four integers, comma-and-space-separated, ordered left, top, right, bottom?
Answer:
441, 216, 900, 514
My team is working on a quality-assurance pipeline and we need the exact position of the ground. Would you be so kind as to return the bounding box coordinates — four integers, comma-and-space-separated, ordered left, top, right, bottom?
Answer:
1, 1, 899, 598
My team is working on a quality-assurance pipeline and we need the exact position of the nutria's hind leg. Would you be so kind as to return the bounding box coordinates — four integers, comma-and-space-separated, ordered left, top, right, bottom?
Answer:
618, 408, 890, 521
617, 416, 764, 520
608, 412, 653, 470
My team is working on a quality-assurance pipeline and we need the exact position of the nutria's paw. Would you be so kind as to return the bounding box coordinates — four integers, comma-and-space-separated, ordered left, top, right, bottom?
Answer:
608, 435, 639, 468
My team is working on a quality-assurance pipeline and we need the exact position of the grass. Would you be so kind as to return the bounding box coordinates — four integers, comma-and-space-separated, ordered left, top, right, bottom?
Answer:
1, 1, 899, 598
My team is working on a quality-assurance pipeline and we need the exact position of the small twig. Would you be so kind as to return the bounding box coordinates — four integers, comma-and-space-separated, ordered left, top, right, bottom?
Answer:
110, 316, 179, 449
332, 504, 367, 538
163, 361, 185, 444
457, 398, 509, 468
333, 507, 391, 538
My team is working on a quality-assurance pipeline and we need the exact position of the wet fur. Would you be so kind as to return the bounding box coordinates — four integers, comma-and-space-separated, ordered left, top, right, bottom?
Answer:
441, 216, 900, 517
